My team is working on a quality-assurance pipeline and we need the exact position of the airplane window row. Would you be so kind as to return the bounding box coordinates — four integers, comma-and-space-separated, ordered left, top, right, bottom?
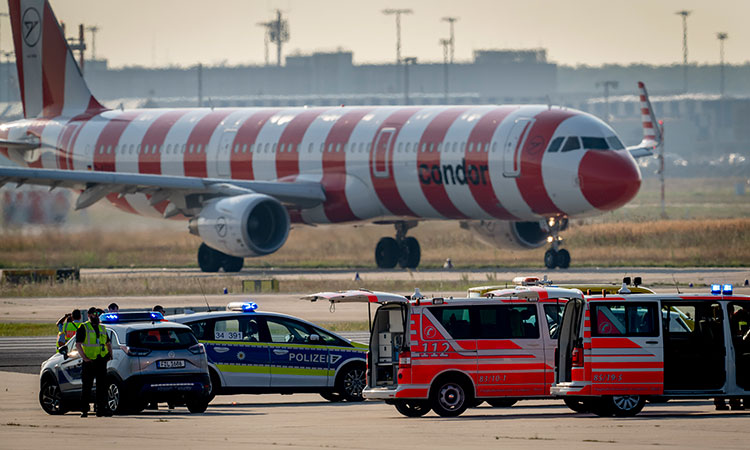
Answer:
547, 135, 625, 153
228, 140, 499, 154
95, 143, 203, 156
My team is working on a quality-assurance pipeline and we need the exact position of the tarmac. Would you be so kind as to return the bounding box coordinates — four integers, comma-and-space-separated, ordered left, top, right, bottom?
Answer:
3, 369, 750, 450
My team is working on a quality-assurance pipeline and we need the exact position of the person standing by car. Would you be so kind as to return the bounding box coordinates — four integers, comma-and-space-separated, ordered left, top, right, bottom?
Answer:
108, 303, 119, 313
56, 309, 82, 349
75, 307, 112, 417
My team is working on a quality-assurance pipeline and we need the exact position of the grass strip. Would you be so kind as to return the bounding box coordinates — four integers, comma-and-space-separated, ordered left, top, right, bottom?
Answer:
0, 323, 58, 337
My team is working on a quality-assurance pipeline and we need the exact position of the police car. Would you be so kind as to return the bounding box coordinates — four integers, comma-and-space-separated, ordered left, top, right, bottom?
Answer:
39, 312, 211, 415
168, 302, 368, 402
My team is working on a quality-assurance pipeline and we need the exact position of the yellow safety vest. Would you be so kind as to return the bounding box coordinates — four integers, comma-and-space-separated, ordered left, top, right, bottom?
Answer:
64, 321, 81, 339
81, 322, 109, 360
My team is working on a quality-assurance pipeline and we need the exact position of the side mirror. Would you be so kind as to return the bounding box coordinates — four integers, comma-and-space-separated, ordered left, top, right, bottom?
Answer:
309, 334, 320, 342
58, 346, 68, 359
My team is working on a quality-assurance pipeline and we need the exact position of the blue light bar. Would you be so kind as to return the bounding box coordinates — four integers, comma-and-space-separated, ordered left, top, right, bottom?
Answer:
711, 284, 722, 295
150, 312, 164, 320
723, 284, 733, 295
101, 313, 119, 323
242, 302, 258, 313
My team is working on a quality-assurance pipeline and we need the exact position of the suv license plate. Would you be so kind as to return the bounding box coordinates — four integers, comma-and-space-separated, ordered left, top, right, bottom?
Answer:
157, 360, 186, 369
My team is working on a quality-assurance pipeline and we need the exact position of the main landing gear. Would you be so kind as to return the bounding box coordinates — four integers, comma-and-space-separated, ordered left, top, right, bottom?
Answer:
543, 217, 571, 270
197, 243, 244, 273
375, 221, 421, 269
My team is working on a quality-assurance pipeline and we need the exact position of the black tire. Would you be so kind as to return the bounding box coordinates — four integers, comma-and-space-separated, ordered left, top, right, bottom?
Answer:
198, 243, 221, 273
375, 237, 399, 269
431, 378, 471, 417
564, 397, 592, 413
609, 395, 645, 417
337, 364, 366, 402
320, 391, 344, 402
105, 377, 127, 415
221, 254, 244, 273
39, 378, 67, 415
557, 248, 571, 269
544, 248, 558, 269
398, 237, 421, 269
186, 397, 209, 414
486, 399, 517, 408
207, 369, 221, 402
394, 400, 431, 417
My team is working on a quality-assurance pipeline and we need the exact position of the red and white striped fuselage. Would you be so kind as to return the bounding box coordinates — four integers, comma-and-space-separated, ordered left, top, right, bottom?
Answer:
3, 104, 641, 224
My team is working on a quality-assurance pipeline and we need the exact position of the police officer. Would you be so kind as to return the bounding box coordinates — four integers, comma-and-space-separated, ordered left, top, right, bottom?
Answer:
56, 309, 82, 349
75, 307, 112, 417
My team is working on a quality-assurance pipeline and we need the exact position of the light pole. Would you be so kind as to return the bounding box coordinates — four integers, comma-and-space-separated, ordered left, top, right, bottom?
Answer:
595, 80, 618, 121
440, 39, 450, 103
441, 17, 458, 64
716, 32, 728, 97
675, 10, 691, 93
403, 57, 417, 105
382, 9, 413, 65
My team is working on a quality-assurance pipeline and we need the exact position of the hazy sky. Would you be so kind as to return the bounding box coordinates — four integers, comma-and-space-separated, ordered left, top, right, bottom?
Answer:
11, 0, 744, 68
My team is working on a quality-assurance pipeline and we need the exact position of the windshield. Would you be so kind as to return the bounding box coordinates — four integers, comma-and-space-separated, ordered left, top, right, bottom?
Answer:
127, 328, 198, 350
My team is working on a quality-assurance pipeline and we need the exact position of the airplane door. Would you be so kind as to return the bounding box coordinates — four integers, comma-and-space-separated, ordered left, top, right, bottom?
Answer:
216, 130, 237, 177
372, 128, 395, 178
503, 118, 534, 177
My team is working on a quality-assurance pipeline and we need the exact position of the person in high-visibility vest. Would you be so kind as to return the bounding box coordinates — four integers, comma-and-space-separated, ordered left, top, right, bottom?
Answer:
75, 307, 113, 417
56, 309, 82, 348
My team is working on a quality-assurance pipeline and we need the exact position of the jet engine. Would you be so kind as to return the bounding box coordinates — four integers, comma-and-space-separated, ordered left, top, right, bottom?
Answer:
460, 220, 552, 250
189, 194, 290, 257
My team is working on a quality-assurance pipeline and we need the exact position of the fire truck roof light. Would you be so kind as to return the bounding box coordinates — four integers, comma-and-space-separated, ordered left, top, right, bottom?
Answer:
711, 284, 722, 295
723, 284, 733, 295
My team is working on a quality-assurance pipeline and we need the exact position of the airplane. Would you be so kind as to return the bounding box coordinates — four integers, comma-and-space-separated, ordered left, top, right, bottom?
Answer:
0, 0, 661, 272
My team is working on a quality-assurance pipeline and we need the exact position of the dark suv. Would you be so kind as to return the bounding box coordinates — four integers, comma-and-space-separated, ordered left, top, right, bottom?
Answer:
39, 313, 211, 415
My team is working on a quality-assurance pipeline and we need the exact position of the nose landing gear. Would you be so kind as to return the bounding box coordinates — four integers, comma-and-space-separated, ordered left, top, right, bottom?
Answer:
543, 217, 570, 269
375, 221, 421, 269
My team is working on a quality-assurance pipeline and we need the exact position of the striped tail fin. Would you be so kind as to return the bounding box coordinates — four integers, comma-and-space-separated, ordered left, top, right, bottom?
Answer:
637, 81, 662, 147
8, 0, 105, 118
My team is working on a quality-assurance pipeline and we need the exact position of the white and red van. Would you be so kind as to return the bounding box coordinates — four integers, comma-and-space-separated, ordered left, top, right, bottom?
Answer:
551, 285, 750, 416
305, 286, 584, 417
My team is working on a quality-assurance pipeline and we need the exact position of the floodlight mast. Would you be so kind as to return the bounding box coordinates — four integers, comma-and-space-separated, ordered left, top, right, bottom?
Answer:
675, 10, 691, 93
441, 16, 458, 64
382, 8, 413, 65
716, 32, 728, 97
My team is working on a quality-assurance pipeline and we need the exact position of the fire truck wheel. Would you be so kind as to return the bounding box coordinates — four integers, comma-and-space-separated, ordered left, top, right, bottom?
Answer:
564, 398, 592, 413
609, 395, 645, 417
431, 377, 471, 417
486, 399, 517, 408
394, 400, 431, 417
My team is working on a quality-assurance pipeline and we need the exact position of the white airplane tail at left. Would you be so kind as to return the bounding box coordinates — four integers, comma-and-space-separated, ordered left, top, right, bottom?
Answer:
8, 0, 105, 118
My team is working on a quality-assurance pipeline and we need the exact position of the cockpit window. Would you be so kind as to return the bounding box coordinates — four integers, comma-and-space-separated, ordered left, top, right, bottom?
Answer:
581, 137, 609, 150
547, 137, 564, 153
561, 137, 581, 152
606, 136, 625, 150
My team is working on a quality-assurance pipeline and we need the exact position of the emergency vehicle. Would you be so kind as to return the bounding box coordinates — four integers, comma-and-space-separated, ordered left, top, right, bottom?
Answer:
551, 284, 750, 416
169, 302, 368, 402
40, 312, 211, 415
304, 286, 584, 417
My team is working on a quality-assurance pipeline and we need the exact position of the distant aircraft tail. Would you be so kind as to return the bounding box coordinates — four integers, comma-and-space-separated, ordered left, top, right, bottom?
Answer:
8, 0, 105, 118
627, 81, 662, 159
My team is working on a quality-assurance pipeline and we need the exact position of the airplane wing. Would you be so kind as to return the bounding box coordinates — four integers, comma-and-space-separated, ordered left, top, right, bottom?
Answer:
0, 166, 326, 215
626, 81, 662, 160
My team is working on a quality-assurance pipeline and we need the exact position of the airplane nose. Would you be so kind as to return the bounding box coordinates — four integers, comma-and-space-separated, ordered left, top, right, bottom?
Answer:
578, 150, 641, 211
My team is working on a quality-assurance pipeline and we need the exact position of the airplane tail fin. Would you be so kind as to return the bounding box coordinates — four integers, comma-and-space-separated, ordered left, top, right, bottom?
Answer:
627, 81, 662, 159
8, 0, 105, 118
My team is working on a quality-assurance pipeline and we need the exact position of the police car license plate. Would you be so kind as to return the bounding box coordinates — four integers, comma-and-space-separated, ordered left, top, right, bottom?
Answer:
157, 359, 185, 369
